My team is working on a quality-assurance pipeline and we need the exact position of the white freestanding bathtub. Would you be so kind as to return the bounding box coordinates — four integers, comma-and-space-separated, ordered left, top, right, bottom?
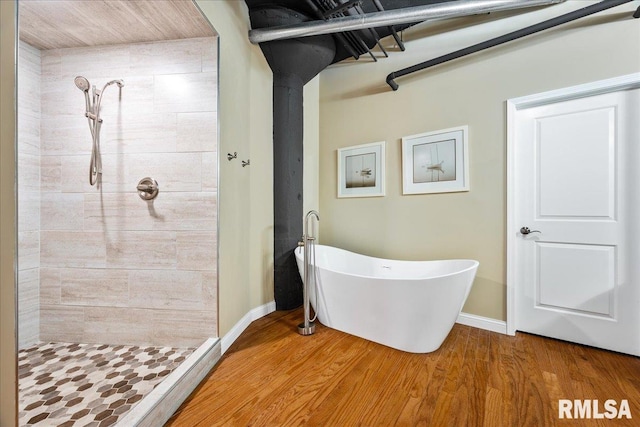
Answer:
294, 245, 479, 353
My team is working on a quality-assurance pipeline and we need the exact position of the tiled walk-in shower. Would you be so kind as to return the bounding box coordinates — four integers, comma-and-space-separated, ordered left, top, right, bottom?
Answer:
16, 2, 219, 425
19, 342, 193, 426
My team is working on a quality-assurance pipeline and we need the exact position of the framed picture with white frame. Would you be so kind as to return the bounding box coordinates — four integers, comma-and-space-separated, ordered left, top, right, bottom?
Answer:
402, 126, 469, 195
337, 141, 385, 198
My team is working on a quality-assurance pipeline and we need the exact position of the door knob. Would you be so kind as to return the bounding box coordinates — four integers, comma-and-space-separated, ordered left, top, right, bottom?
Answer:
520, 227, 541, 235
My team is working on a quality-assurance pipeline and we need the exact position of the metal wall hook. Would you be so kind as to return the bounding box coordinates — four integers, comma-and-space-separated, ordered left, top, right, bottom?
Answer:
227, 152, 237, 161
242, 159, 250, 167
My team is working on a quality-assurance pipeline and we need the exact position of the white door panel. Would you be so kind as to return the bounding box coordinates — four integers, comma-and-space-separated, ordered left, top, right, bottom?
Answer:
536, 242, 615, 317
514, 87, 639, 356
536, 107, 615, 219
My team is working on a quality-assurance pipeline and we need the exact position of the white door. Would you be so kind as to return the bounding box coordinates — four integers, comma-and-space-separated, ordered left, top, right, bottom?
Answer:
513, 87, 640, 356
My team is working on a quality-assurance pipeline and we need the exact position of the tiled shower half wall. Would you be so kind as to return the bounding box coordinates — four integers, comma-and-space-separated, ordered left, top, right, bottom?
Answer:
18, 36, 218, 349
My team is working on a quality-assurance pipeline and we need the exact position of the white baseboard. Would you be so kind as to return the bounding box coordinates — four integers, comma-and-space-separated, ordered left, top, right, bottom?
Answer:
221, 301, 276, 354
222, 305, 505, 354
456, 312, 507, 335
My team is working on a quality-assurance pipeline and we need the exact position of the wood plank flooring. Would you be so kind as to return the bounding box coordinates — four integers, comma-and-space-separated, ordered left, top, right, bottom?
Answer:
167, 309, 640, 426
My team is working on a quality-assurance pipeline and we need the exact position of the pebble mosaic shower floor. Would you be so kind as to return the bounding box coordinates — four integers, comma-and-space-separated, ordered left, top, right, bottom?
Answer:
19, 342, 194, 426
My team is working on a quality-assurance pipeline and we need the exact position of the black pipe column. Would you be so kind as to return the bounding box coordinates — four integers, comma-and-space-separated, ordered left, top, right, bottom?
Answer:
273, 71, 305, 310
248, 6, 336, 309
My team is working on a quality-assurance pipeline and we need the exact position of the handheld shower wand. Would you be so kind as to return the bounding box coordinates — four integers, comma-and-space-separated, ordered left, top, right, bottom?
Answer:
74, 76, 123, 186
74, 76, 91, 117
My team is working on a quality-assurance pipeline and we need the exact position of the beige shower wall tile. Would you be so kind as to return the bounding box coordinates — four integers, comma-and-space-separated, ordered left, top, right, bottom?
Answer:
106, 231, 176, 270
59, 154, 126, 193
152, 309, 216, 347
61, 152, 203, 193
202, 271, 217, 307
202, 152, 217, 191
60, 268, 129, 307
18, 153, 40, 193
84, 192, 152, 231
60, 154, 117, 193
18, 268, 40, 348
41, 156, 62, 192
40, 268, 61, 305
40, 80, 80, 120
176, 112, 216, 152
200, 37, 218, 73
55, 44, 132, 81
126, 152, 203, 192
18, 41, 41, 120
41, 193, 84, 230
97, 75, 154, 117
40, 304, 85, 343
18, 231, 39, 271
177, 231, 217, 271
18, 110, 40, 156
154, 72, 217, 113
41, 231, 107, 268
128, 270, 206, 310
146, 192, 216, 231
130, 38, 202, 75
19, 41, 41, 78
17, 87, 40, 123
41, 114, 89, 156
18, 192, 40, 233
100, 113, 177, 154
84, 192, 216, 232
40, 50, 62, 82
18, 88, 41, 119
18, 268, 39, 306
83, 306, 153, 345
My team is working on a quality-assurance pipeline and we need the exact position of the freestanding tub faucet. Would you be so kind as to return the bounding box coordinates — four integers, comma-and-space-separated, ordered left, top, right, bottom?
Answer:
299, 210, 320, 336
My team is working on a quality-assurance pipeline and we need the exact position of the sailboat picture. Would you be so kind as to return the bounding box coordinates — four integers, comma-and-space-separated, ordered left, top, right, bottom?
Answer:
413, 139, 456, 183
402, 126, 469, 195
338, 141, 386, 198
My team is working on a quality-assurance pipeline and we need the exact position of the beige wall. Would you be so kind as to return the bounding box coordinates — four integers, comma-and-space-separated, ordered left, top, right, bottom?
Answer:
1, 1, 17, 425
304, 76, 321, 219
195, 1, 273, 335
318, 1, 640, 320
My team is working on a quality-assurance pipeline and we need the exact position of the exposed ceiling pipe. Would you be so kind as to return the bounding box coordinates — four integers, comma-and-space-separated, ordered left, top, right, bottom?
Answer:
249, 0, 566, 44
386, 0, 634, 90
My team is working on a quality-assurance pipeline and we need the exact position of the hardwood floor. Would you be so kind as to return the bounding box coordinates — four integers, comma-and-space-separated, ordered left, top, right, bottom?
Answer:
167, 309, 640, 426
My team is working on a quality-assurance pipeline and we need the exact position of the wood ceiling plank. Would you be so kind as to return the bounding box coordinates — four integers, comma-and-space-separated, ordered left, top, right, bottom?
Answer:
19, 0, 215, 50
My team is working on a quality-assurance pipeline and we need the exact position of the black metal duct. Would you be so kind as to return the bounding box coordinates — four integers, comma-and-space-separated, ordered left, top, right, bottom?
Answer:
386, 0, 634, 90
248, 5, 336, 310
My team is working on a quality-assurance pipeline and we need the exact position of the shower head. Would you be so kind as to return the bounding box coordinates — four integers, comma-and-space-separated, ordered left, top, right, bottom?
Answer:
105, 79, 124, 88
74, 76, 90, 92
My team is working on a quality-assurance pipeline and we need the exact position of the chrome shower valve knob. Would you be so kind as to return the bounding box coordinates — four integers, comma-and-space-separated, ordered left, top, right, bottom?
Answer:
137, 177, 159, 201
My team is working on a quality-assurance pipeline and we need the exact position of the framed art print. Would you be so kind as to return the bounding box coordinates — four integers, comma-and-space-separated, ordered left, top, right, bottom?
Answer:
402, 126, 469, 195
337, 141, 385, 198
